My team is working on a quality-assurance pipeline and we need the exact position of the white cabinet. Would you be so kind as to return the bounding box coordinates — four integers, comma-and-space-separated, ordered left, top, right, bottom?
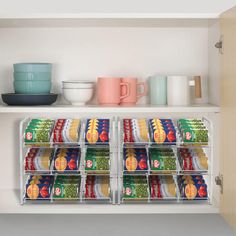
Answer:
0, 3, 235, 231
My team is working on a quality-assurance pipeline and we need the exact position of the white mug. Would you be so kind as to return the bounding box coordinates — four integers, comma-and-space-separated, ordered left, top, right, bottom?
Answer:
167, 76, 201, 106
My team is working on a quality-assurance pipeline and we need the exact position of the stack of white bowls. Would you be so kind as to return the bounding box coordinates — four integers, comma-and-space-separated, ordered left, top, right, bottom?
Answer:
62, 81, 94, 106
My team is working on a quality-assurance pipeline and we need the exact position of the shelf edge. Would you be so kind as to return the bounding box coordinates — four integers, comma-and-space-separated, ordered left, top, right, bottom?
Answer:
0, 13, 220, 20
0, 105, 220, 114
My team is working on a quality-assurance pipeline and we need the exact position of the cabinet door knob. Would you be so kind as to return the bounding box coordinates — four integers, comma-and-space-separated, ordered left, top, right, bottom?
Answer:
215, 41, 222, 49
215, 174, 223, 194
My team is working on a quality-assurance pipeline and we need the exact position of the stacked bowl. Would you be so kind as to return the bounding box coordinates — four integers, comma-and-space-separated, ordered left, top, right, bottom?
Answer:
1, 63, 58, 106
62, 81, 94, 105
14, 63, 52, 94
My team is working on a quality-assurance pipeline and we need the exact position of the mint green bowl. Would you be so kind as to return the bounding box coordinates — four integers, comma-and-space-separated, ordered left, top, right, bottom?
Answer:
13, 63, 52, 72
14, 80, 51, 94
14, 72, 51, 81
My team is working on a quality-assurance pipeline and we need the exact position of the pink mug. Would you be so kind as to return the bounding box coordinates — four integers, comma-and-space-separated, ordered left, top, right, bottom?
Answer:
120, 78, 147, 105
97, 77, 130, 105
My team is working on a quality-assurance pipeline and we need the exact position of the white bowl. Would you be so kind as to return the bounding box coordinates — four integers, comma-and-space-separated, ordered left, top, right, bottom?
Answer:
62, 80, 94, 89
63, 88, 94, 106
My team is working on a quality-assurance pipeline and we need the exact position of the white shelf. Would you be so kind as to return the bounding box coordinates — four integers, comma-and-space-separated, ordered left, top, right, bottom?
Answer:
0, 13, 220, 19
1, 189, 219, 214
0, 104, 220, 114
0, 14, 219, 28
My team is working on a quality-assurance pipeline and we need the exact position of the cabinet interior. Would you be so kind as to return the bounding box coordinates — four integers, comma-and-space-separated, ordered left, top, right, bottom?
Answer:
0, 17, 221, 213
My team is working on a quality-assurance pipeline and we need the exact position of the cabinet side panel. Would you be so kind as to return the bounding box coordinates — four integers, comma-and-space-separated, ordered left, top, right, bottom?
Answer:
220, 5, 236, 230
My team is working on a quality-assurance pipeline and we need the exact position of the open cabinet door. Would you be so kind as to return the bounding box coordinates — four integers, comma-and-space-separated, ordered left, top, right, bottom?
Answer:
220, 5, 236, 230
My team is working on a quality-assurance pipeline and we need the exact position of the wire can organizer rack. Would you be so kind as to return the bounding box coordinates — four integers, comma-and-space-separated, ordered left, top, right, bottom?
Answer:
119, 117, 212, 148
120, 145, 210, 176
117, 117, 213, 205
20, 117, 116, 205
118, 174, 211, 204
20, 116, 213, 205
21, 117, 115, 148
22, 174, 116, 204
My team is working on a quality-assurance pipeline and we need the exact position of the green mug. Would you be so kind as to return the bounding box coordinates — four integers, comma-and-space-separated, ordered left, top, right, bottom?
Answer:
149, 75, 167, 105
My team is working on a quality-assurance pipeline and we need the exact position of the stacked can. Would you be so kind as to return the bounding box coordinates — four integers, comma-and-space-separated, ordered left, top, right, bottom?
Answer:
178, 148, 208, 171
24, 119, 54, 144
124, 148, 148, 172
123, 119, 134, 143
123, 176, 149, 200
149, 148, 176, 172
149, 119, 176, 144
53, 175, 80, 200
85, 176, 110, 199
85, 148, 110, 174
25, 148, 53, 172
177, 119, 208, 144
53, 119, 81, 144
123, 119, 149, 143
53, 148, 80, 173
178, 175, 208, 200
150, 176, 177, 199
85, 119, 109, 144
25, 175, 54, 200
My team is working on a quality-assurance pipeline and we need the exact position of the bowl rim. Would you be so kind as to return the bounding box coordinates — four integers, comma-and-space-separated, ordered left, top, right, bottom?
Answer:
62, 80, 94, 84
14, 71, 51, 74
13, 63, 52, 72
62, 87, 94, 90
14, 63, 52, 66
14, 79, 51, 82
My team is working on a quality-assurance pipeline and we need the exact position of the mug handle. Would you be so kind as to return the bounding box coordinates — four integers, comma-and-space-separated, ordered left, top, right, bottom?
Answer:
120, 82, 130, 99
189, 76, 202, 98
137, 82, 148, 98
194, 76, 202, 98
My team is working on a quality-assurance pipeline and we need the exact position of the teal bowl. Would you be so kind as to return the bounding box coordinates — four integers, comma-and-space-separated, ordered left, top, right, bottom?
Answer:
14, 72, 51, 81
14, 80, 51, 94
13, 63, 52, 72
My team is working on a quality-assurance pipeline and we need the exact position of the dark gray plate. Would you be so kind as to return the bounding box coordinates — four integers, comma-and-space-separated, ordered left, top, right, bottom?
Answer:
1, 93, 58, 106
